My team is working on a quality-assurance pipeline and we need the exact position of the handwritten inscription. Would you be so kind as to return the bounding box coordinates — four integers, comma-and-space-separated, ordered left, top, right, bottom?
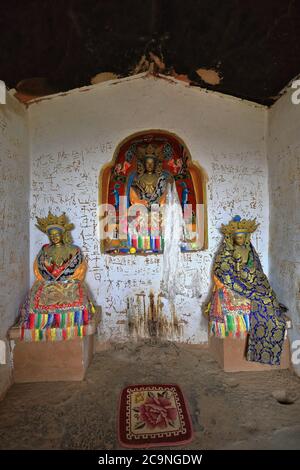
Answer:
31, 143, 269, 343
0, 108, 28, 338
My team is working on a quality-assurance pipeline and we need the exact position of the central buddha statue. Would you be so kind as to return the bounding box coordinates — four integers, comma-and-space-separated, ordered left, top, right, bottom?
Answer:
129, 144, 171, 209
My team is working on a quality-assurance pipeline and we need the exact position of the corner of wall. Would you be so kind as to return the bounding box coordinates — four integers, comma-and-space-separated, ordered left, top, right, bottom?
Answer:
0, 91, 30, 399
266, 86, 300, 376
264, 105, 271, 275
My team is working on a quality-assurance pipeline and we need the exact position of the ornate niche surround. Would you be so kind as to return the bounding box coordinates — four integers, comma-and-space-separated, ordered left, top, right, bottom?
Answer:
99, 130, 208, 255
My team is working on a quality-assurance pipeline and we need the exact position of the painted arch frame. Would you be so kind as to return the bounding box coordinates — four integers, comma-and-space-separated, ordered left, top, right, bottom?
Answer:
99, 130, 208, 254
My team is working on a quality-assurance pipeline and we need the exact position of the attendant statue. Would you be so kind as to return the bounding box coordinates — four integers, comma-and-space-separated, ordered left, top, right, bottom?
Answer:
206, 215, 286, 365
18, 212, 95, 341
130, 145, 171, 209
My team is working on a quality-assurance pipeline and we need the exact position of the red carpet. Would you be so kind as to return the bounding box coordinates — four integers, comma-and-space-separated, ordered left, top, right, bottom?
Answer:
118, 384, 193, 448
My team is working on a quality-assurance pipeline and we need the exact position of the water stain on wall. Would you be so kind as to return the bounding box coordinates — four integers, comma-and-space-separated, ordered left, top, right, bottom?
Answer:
127, 291, 183, 340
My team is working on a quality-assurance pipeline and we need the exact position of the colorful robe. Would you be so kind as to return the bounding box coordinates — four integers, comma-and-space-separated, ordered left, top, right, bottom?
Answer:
206, 242, 286, 365
130, 173, 169, 206
18, 244, 95, 341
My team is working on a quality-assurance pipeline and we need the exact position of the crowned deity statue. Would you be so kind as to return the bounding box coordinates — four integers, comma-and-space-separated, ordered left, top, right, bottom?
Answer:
17, 212, 95, 341
206, 215, 286, 366
129, 144, 172, 209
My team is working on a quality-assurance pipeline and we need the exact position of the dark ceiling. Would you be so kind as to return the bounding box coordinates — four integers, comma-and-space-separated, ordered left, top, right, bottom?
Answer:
1, 0, 300, 105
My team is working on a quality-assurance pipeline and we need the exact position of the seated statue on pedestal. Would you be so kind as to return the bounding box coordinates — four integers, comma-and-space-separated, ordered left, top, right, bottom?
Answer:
129, 150, 170, 209
206, 215, 286, 366
17, 212, 95, 341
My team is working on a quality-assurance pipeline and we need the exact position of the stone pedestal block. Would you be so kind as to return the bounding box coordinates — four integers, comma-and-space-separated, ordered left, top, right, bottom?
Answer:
11, 334, 95, 383
209, 335, 290, 372
8, 309, 101, 384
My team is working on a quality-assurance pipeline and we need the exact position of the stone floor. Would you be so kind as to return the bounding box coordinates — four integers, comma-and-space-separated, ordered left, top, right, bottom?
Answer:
0, 341, 300, 450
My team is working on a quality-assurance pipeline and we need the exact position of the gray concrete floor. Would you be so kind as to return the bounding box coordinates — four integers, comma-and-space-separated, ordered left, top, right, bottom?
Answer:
0, 341, 300, 450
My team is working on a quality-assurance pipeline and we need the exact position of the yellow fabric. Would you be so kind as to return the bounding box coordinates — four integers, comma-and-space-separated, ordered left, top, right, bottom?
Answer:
129, 187, 166, 206
70, 259, 87, 281
37, 281, 83, 307
33, 258, 44, 281
213, 275, 224, 290
34, 257, 87, 281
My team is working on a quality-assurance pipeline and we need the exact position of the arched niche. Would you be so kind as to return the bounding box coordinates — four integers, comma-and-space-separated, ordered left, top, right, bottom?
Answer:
99, 130, 208, 254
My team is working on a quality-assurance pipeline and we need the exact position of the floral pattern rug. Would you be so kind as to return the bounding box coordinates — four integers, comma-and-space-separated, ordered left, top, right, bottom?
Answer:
118, 384, 193, 448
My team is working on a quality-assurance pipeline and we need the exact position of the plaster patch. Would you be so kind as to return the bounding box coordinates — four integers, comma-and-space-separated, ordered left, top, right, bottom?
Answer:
196, 68, 222, 85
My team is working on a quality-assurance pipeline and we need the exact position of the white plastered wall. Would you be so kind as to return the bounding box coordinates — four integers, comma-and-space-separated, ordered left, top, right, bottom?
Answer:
0, 91, 29, 397
267, 84, 300, 374
28, 75, 268, 344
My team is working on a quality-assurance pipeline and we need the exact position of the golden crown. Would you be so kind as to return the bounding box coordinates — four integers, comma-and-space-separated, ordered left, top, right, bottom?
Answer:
137, 143, 163, 160
36, 211, 74, 234
221, 215, 258, 236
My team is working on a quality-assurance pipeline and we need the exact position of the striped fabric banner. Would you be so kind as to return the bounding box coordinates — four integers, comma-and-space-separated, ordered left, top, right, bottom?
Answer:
23, 324, 94, 342
21, 304, 95, 342
209, 313, 250, 339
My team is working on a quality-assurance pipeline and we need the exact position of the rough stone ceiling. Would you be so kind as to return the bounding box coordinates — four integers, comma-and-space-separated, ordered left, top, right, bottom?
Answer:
1, 0, 300, 105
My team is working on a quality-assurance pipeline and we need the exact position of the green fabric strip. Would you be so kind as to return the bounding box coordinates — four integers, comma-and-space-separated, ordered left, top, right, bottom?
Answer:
227, 314, 235, 332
